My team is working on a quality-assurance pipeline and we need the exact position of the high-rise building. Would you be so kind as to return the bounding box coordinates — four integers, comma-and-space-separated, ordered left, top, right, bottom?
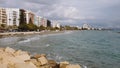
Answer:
25, 10, 35, 24
0, 8, 7, 27
82, 24, 91, 30
19, 9, 26, 25
35, 16, 42, 27
52, 22, 60, 28
6, 8, 20, 26
41, 18, 47, 27
47, 20, 51, 27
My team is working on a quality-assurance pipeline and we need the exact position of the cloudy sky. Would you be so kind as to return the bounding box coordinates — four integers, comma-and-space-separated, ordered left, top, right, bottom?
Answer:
0, 0, 120, 28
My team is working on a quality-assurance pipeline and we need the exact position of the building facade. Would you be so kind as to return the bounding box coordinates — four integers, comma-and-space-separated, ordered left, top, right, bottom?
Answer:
47, 20, 51, 27
82, 24, 91, 30
25, 10, 35, 24
52, 22, 60, 28
0, 8, 7, 27
34, 16, 42, 27
6, 8, 20, 26
41, 18, 47, 27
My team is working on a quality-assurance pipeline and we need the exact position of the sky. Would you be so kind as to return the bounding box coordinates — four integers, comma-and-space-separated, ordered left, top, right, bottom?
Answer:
0, 0, 120, 28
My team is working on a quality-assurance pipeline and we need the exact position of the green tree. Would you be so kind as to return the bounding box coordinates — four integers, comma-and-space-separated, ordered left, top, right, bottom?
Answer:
27, 18, 38, 31
18, 9, 28, 31
18, 23, 28, 31
39, 25, 45, 30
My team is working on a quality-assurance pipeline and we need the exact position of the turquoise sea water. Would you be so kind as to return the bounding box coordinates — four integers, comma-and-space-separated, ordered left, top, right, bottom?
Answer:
0, 30, 120, 68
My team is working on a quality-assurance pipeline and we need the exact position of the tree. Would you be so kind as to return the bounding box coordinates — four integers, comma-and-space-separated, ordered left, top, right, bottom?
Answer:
39, 25, 45, 30
18, 9, 28, 31
27, 18, 38, 31
18, 23, 28, 31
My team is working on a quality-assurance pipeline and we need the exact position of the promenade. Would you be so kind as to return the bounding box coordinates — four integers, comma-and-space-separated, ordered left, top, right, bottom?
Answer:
0, 31, 65, 37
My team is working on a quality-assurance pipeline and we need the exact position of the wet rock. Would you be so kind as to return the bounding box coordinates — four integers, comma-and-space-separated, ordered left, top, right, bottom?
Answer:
48, 60, 58, 68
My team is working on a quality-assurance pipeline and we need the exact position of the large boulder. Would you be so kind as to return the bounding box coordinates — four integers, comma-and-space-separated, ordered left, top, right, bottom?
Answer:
48, 60, 58, 68
0, 63, 7, 68
14, 62, 37, 68
14, 50, 29, 56
25, 59, 41, 67
38, 56, 48, 65
66, 64, 81, 68
4, 47, 15, 54
15, 54, 30, 61
31, 54, 46, 59
59, 61, 69, 68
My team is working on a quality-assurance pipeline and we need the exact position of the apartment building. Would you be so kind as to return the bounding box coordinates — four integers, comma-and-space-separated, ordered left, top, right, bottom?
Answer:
0, 8, 7, 27
25, 10, 35, 24
41, 18, 47, 27
34, 16, 42, 27
6, 8, 20, 26
52, 22, 60, 28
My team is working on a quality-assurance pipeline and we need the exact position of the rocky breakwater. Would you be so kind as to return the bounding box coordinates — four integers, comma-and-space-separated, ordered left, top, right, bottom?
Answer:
0, 47, 81, 68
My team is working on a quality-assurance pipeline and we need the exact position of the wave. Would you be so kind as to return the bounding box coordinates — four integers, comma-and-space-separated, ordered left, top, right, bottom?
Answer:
18, 39, 31, 43
18, 35, 40, 44
82, 65, 87, 68
46, 44, 50, 47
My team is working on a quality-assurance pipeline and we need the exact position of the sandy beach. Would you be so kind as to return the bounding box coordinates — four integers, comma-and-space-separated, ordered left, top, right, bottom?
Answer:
0, 31, 65, 38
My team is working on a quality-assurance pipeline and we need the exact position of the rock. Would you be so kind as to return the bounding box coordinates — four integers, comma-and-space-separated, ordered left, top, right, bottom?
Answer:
4, 47, 15, 54
15, 54, 30, 61
0, 48, 4, 52
59, 61, 69, 68
7, 57, 24, 64
25, 59, 40, 67
60, 62, 81, 68
38, 56, 48, 65
31, 54, 46, 59
66, 64, 81, 68
0, 63, 7, 68
48, 60, 58, 68
14, 50, 29, 56
7, 63, 15, 68
14, 62, 37, 68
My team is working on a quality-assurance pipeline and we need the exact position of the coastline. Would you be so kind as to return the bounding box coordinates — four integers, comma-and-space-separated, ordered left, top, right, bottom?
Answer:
0, 47, 81, 68
0, 31, 65, 38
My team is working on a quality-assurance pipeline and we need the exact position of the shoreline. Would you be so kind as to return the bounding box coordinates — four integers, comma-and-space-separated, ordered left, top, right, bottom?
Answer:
0, 31, 65, 38
0, 47, 81, 68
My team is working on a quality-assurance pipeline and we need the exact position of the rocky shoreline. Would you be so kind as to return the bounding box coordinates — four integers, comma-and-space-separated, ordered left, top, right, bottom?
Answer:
0, 47, 81, 68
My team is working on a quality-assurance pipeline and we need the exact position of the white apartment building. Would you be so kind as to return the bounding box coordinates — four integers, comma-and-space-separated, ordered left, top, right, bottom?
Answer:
35, 16, 42, 27
52, 22, 60, 28
6, 8, 20, 26
82, 23, 91, 30
41, 18, 47, 27
25, 10, 35, 24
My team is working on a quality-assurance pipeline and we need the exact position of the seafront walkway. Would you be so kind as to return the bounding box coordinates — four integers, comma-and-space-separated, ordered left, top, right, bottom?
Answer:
0, 32, 42, 36
0, 31, 65, 37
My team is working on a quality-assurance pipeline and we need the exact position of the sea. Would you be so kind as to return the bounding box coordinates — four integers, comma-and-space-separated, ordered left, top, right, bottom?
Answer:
0, 30, 120, 68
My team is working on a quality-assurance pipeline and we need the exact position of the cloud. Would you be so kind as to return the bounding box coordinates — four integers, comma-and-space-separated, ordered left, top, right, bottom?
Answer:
0, 0, 120, 28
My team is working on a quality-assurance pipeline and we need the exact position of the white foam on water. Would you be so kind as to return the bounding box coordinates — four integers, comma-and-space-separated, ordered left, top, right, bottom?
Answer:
46, 44, 50, 47
82, 65, 87, 68
18, 39, 31, 43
